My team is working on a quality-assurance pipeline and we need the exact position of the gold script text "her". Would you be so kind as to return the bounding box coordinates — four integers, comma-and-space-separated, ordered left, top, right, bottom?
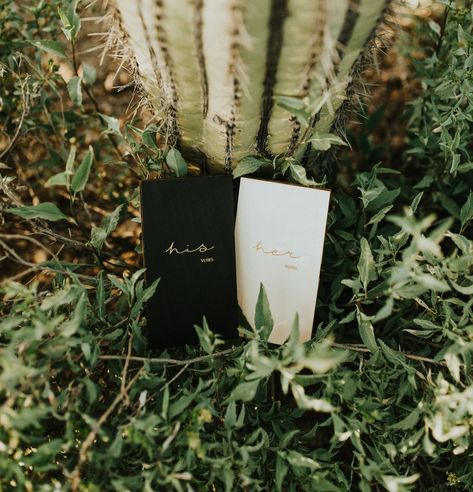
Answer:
253, 241, 301, 259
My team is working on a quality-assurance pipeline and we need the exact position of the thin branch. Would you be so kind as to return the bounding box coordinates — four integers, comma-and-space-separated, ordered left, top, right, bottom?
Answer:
99, 342, 443, 372
70, 367, 144, 492
99, 347, 238, 366
0, 92, 27, 160
163, 362, 191, 388
68, 193, 111, 272
332, 342, 443, 365
119, 331, 134, 406
0, 63, 29, 160
0, 233, 62, 265
0, 239, 95, 282
37, 228, 137, 270
331, 342, 430, 381
3, 266, 37, 283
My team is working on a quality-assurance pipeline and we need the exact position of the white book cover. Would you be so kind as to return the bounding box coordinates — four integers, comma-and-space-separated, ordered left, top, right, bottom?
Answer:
235, 178, 331, 345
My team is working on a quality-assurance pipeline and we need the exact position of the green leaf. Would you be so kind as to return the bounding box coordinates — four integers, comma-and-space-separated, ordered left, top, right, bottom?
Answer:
71, 147, 94, 193
357, 238, 377, 291
373, 297, 393, 322
81, 62, 96, 85
282, 313, 300, 356
84, 379, 99, 405
103, 205, 124, 236
301, 344, 347, 373
389, 407, 421, 430
274, 95, 306, 111
63, 145, 77, 190
6, 203, 68, 222
99, 114, 122, 136
168, 383, 204, 418
285, 450, 321, 470
57, 8, 70, 31
275, 95, 309, 126
108, 433, 124, 459
412, 274, 450, 292
451, 280, 473, 295
230, 380, 260, 402
45, 172, 68, 188
90, 205, 124, 251
96, 271, 106, 320
446, 232, 473, 255
428, 19, 441, 36
359, 185, 383, 209
27, 439, 63, 466
460, 190, 473, 229
67, 76, 82, 106
366, 205, 393, 227
130, 278, 160, 319
310, 132, 348, 151
457, 161, 473, 173
276, 454, 289, 492
195, 317, 217, 355
450, 153, 461, 173
141, 125, 159, 150
254, 283, 273, 341
61, 292, 87, 336
81, 342, 91, 361
379, 339, 408, 368
366, 188, 400, 212
224, 401, 237, 428
291, 383, 334, 412
381, 474, 420, 492
356, 310, 377, 353
90, 226, 107, 251
411, 191, 424, 213
444, 351, 461, 382
40, 286, 81, 311
166, 148, 188, 177
58, 1, 81, 42
232, 156, 266, 179
290, 164, 316, 187
31, 40, 66, 58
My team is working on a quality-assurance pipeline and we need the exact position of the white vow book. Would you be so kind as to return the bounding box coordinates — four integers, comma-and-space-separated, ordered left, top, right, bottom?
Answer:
235, 178, 330, 344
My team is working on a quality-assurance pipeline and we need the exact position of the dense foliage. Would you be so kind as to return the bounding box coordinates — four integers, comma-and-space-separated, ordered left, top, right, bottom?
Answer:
0, 1, 473, 491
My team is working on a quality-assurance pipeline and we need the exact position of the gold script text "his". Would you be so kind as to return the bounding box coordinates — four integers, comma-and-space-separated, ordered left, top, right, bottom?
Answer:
165, 241, 215, 255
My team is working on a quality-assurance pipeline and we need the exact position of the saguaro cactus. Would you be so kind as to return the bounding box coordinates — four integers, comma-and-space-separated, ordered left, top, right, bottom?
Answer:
113, 0, 388, 173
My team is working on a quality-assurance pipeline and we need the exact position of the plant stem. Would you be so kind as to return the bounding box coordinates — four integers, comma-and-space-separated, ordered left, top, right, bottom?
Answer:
99, 347, 239, 366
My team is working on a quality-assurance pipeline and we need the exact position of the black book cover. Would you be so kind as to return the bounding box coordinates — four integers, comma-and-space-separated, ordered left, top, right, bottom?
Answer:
140, 176, 238, 348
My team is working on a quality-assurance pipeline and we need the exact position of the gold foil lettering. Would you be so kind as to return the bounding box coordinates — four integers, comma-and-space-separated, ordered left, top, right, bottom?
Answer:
165, 241, 215, 255
253, 240, 301, 259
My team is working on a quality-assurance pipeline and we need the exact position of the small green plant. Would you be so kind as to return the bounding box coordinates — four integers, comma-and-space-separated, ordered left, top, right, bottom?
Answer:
0, 1, 472, 491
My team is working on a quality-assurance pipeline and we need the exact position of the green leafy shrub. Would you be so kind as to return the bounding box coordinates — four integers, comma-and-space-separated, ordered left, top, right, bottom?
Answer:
0, 1, 473, 491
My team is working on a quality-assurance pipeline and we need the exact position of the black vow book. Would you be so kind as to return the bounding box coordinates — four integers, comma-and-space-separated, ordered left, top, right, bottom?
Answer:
140, 176, 238, 349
